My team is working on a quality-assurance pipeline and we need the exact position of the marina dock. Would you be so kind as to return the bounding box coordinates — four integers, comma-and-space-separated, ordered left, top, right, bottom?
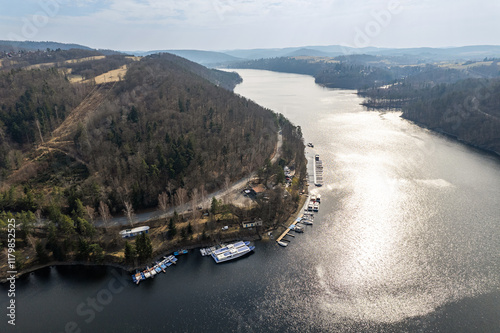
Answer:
276, 217, 302, 243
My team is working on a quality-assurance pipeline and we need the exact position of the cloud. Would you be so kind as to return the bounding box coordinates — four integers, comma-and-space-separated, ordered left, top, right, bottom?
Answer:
1, 0, 499, 51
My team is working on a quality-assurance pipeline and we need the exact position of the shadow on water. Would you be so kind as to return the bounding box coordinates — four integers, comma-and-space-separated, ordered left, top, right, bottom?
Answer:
54, 265, 109, 281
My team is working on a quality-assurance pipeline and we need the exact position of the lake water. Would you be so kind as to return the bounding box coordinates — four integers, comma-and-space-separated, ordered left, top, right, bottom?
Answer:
2, 69, 500, 333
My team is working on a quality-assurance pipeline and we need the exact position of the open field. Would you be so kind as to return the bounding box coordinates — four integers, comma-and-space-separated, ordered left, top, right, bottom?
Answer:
23, 55, 106, 70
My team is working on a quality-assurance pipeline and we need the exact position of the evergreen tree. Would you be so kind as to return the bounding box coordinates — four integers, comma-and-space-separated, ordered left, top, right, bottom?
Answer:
35, 241, 49, 264
135, 233, 152, 262
210, 196, 219, 215
167, 218, 177, 239
124, 241, 136, 264
89, 244, 104, 263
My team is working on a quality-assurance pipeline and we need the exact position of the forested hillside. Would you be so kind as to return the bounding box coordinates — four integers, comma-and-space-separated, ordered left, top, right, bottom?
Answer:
156, 53, 242, 90
0, 53, 276, 217
401, 79, 500, 154
76, 53, 276, 211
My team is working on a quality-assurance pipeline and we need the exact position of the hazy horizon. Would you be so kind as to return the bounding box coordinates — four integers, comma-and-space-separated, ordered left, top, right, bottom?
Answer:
0, 0, 499, 52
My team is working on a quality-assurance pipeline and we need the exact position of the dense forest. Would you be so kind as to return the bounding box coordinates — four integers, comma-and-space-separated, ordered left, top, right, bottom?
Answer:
75, 53, 276, 212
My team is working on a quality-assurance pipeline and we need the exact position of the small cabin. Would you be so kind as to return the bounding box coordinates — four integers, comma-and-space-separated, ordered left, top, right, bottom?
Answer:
242, 219, 263, 228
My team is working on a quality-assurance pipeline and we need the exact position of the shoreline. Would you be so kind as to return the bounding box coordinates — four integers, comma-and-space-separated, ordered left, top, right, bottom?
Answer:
1, 187, 310, 283
356, 102, 500, 159
401, 116, 500, 158
0, 232, 263, 283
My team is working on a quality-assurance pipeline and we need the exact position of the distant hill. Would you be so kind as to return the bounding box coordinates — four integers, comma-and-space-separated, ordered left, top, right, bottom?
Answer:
222, 47, 304, 60
0, 40, 93, 52
0, 40, 126, 56
131, 50, 242, 67
222, 45, 500, 62
283, 48, 332, 58
148, 52, 242, 90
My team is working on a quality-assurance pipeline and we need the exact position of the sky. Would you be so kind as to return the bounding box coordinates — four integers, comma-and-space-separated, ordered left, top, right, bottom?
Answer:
0, 0, 499, 52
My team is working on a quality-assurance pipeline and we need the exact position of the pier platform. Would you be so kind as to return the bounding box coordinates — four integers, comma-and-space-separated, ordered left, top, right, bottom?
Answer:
276, 217, 302, 243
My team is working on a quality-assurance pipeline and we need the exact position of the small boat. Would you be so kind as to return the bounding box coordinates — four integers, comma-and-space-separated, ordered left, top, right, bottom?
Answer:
300, 219, 313, 225
277, 241, 288, 247
294, 225, 304, 233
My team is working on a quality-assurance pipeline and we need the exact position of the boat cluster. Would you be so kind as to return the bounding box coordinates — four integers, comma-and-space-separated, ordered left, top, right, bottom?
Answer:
276, 196, 320, 247
306, 194, 321, 212
132, 255, 178, 284
132, 241, 256, 283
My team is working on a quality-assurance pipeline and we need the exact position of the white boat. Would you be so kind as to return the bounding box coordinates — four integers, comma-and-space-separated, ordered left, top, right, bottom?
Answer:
303, 212, 314, 219
119, 226, 150, 238
300, 219, 313, 225
211, 241, 255, 263
277, 241, 288, 247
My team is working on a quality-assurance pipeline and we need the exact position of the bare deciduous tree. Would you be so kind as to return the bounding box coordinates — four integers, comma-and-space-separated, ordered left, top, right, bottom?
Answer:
123, 201, 135, 226
85, 205, 96, 225
98, 201, 111, 227
35, 209, 43, 226
175, 187, 187, 208
158, 191, 169, 213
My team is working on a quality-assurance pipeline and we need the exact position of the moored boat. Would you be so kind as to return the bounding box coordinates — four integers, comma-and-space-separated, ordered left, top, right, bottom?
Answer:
211, 241, 255, 263
294, 225, 304, 233
300, 218, 313, 225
